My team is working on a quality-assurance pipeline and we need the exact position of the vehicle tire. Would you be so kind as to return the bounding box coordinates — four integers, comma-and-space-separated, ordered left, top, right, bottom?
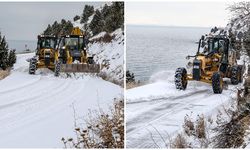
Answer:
212, 72, 223, 94
231, 65, 240, 85
238, 65, 243, 83
54, 60, 61, 77
88, 57, 95, 64
29, 58, 37, 75
175, 67, 187, 90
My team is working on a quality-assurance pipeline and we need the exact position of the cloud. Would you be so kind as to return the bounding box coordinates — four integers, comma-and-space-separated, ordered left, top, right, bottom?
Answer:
126, 1, 232, 28
0, 2, 103, 41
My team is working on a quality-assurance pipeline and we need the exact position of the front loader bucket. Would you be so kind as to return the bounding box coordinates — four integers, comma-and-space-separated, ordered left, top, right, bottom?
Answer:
60, 64, 100, 73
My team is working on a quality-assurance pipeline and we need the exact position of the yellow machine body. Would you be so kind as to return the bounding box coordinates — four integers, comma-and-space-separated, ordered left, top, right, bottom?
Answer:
36, 35, 57, 69
55, 27, 100, 74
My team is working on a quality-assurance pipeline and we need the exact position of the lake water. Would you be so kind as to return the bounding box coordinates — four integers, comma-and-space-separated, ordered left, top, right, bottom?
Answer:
126, 25, 210, 82
7, 40, 36, 53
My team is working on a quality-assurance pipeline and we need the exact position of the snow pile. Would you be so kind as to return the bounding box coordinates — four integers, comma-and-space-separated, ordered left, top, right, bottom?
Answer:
88, 28, 124, 83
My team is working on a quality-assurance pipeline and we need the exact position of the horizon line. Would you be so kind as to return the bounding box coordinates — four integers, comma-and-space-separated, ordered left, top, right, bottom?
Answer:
126, 24, 222, 29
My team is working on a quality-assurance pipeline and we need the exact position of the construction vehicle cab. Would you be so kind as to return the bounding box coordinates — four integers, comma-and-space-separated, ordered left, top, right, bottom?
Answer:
54, 27, 99, 76
29, 35, 57, 74
175, 35, 243, 94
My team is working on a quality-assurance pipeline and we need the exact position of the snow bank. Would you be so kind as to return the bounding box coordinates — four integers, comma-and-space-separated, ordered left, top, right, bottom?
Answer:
88, 28, 124, 83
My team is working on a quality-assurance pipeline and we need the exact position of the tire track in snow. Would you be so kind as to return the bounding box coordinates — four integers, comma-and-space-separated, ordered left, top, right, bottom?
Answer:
0, 79, 68, 110
126, 89, 210, 135
126, 84, 235, 148
126, 89, 209, 105
0, 75, 42, 95
0, 79, 73, 132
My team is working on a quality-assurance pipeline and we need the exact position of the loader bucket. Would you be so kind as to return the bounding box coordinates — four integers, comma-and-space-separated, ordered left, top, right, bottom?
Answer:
60, 64, 100, 73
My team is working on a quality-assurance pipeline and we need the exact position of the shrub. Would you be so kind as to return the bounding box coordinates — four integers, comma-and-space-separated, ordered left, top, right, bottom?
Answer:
62, 100, 124, 148
195, 115, 206, 139
183, 114, 195, 136
172, 134, 188, 148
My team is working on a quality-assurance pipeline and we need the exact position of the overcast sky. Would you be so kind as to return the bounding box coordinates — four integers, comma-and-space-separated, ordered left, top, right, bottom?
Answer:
126, 1, 234, 28
0, 2, 103, 41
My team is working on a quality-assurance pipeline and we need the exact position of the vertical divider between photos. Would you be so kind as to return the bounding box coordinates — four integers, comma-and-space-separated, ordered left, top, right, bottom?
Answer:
124, 1, 127, 149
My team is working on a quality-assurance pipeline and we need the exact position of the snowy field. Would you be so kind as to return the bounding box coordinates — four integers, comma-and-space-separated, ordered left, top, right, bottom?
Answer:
0, 53, 123, 148
126, 70, 241, 148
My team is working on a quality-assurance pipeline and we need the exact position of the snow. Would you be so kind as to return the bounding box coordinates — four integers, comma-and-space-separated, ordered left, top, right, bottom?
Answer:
0, 53, 123, 148
88, 28, 124, 82
72, 16, 124, 83
126, 70, 241, 148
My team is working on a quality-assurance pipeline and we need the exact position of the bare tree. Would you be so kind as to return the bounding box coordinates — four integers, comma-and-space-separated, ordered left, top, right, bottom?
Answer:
228, 2, 250, 27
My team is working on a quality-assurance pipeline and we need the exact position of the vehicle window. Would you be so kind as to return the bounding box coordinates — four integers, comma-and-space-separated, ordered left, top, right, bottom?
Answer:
40, 38, 56, 49
65, 38, 78, 46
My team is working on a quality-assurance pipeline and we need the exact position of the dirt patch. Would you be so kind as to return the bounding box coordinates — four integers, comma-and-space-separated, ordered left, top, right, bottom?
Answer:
126, 82, 145, 89
0, 69, 10, 80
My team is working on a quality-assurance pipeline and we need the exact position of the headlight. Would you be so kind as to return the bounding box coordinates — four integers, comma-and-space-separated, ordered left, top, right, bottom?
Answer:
213, 58, 219, 62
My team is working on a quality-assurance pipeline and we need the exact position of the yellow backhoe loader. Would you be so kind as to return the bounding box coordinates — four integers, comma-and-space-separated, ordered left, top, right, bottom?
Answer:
175, 34, 243, 94
54, 27, 100, 76
29, 35, 57, 74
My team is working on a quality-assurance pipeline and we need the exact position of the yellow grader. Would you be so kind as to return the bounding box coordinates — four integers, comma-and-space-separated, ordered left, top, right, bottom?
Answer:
29, 27, 100, 76
175, 35, 243, 94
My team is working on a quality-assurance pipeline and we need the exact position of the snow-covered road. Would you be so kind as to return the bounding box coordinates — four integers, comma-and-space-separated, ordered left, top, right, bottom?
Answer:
0, 53, 123, 148
126, 72, 238, 148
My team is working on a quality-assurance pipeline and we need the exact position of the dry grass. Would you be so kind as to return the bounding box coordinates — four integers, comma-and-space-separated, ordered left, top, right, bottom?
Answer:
183, 115, 195, 136
126, 82, 144, 89
213, 88, 250, 148
213, 119, 245, 148
171, 134, 188, 148
0, 69, 10, 80
62, 100, 124, 148
90, 33, 115, 43
98, 72, 123, 87
195, 115, 206, 139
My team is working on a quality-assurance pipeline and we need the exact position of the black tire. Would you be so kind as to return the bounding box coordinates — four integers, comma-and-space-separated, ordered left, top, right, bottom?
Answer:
212, 72, 223, 94
54, 60, 61, 77
231, 65, 240, 85
88, 57, 95, 64
29, 58, 37, 75
238, 65, 243, 83
175, 67, 187, 90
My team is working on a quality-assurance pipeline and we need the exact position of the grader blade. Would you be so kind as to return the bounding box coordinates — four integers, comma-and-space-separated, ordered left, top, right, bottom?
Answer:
60, 64, 100, 73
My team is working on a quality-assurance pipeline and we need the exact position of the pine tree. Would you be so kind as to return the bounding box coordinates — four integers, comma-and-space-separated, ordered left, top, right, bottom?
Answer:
64, 21, 73, 35
73, 15, 80, 21
44, 24, 52, 35
8, 49, 16, 68
80, 5, 94, 24
0, 36, 9, 70
243, 28, 250, 56
89, 9, 105, 35
126, 70, 135, 83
